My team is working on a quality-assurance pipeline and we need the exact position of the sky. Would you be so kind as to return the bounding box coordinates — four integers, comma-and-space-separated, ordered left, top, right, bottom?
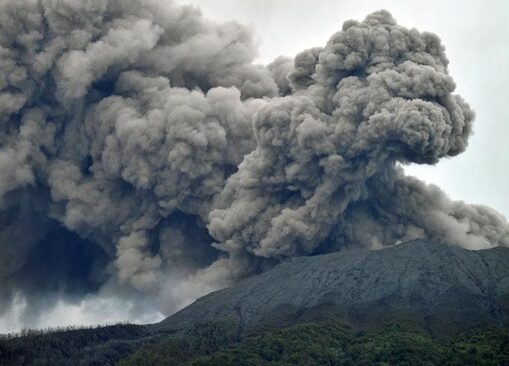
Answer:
177, 0, 509, 217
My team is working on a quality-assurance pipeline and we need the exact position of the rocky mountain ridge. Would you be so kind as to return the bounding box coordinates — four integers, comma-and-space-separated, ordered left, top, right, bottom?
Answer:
153, 240, 509, 336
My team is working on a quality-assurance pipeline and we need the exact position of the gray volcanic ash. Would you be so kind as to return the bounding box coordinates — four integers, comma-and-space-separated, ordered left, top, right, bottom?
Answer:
0, 0, 507, 329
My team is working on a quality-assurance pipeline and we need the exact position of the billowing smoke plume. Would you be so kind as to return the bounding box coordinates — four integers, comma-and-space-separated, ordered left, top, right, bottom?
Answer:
0, 0, 508, 330
208, 12, 509, 257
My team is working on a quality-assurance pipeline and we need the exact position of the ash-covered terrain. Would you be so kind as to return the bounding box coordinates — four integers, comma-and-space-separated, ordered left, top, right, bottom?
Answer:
155, 239, 509, 336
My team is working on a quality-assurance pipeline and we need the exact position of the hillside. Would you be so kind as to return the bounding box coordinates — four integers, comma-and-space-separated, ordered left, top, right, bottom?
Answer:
121, 321, 509, 366
154, 240, 509, 336
2, 239, 509, 365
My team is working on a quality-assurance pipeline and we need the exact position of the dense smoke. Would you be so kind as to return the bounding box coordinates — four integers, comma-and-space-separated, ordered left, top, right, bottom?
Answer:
1, 0, 508, 330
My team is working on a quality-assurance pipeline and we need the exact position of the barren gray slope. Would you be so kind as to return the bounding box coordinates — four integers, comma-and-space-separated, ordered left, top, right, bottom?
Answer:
153, 240, 509, 335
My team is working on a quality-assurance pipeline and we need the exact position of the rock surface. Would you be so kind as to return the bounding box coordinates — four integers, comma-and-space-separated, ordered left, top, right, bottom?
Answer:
153, 240, 509, 335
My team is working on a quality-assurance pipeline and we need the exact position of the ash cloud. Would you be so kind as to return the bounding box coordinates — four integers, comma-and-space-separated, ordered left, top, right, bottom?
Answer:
208, 11, 509, 258
0, 0, 507, 329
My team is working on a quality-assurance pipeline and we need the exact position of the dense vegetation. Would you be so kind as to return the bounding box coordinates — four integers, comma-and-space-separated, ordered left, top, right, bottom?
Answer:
0, 323, 147, 365
2, 319, 509, 365
0, 320, 238, 366
119, 321, 509, 366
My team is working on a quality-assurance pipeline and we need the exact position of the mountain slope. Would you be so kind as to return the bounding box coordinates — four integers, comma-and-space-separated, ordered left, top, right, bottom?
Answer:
3, 239, 509, 365
122, 321, 509, 366
153, 240, 509, 336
